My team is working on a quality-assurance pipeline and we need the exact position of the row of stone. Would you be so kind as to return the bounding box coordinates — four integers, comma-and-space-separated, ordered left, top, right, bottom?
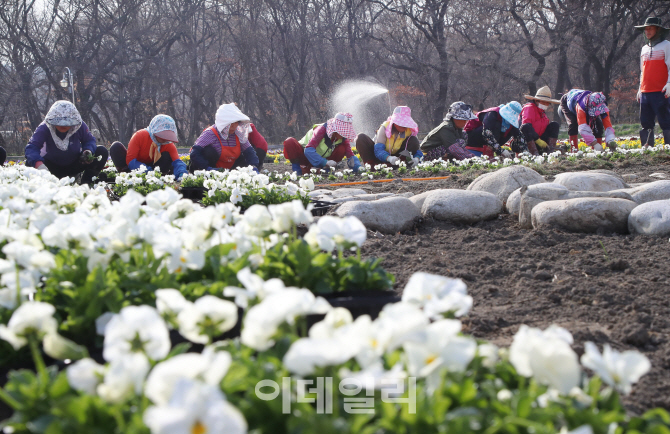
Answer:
325, 166, 670, 236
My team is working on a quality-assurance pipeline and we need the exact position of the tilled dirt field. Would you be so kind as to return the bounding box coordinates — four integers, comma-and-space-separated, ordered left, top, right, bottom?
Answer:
267, 156, 670, 414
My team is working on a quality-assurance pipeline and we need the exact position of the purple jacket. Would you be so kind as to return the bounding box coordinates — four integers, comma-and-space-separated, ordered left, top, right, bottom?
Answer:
25, 122, 96, 167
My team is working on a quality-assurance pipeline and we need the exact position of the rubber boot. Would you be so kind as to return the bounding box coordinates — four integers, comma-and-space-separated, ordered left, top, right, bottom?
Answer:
639, 129, 650, 147
569, 135, 579, 152
547, 137, 558, 153
596, 137, 603, 145
526, 140, 540, 156
663, 129, 670, 145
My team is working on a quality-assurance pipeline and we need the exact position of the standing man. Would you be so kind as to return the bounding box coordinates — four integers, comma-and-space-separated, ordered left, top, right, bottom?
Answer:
636, 17, 670, 147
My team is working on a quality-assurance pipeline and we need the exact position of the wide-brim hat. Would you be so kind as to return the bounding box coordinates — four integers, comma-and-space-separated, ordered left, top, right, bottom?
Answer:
385, 106, 419, 138
635, 17, 669, 31
524, 86, 560, 104
498, 101, 522, 129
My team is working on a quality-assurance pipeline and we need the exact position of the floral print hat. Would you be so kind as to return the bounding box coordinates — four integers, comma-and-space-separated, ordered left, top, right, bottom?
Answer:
326, 112, 356, 141
43, 100, 83, 151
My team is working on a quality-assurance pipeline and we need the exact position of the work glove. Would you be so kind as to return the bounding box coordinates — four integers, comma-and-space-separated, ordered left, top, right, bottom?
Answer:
411, 157, 420, 166
501, 150, 514, 159
386, 156, 400, 165
80, 150, 94, 164
37, 164, 49, 172
593, 142, 604, 152
663, 83, 670, 98
535, 138, 548, 149
636, 89, 642, 103
325, 160, 338, 169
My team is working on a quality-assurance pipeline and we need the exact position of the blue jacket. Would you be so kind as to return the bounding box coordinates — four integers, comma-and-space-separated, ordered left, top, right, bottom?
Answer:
25, 122, 96, 167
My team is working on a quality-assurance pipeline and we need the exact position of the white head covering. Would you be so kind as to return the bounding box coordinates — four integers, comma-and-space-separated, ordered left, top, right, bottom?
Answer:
44, 100, 83, 151
215, 103, 251, 142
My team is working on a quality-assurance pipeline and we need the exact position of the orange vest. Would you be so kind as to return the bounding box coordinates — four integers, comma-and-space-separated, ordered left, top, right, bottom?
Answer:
210, 127, 241, 169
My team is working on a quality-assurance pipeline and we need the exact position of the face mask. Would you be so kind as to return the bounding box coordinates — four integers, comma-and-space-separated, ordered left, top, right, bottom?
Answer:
538, 103, 549, 110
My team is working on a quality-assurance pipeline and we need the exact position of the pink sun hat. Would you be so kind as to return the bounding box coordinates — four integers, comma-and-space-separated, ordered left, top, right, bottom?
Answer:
326, 112, 357, 141
385, 106, 419, 138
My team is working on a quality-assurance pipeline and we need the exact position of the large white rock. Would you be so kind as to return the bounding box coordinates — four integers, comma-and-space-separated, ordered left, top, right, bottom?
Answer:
506, 183, 567, 216
330, 188, 368, 198
335, 196, 420, 233
331, 193, 395, 203
422, 190, 503, 223
466, 166, 544, 203
616, 180, 670, 204
408, 189, 447, 210
531, 198, 638, 233
518, 184, 633, 228
553, 171, 627, 192
628, 200, 670, 236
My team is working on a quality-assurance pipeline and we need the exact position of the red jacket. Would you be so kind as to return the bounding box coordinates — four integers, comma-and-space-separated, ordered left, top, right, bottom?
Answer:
248, 123, 268, 152
520, 103, 549, 138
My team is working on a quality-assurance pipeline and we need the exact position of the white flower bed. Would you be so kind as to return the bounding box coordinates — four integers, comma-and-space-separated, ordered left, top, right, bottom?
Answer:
0, 165, 664, 434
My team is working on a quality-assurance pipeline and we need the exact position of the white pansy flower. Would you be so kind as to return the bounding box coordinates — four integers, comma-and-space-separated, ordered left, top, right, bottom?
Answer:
103, 305, 171, 362
241, 288, 331, 351
401, 272, 472, 318
155, 289, 190, 327
580, 342, 651, 395
144, 379, 247, 434
177, 296, 238, 344
97, 353, 150, 403
510, 325, 580, 395
145, 346, 232, 405
223, 268, 284, 308
0, 301, 58, 349
304, 216, 366, 252
67, 358, 106, 395
241, 205, 272, 236
403, 319, 476, 394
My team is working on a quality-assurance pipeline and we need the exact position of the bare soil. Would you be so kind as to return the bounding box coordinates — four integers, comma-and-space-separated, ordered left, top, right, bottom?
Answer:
270, 155, 670, 414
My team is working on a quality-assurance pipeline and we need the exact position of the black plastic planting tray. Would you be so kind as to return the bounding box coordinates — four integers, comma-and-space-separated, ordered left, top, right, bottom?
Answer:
310, 199, 336, 216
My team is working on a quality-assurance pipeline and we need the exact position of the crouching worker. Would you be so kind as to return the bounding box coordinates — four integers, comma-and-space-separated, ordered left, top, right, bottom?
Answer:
464, 101, 529, 158
283, 112, 360, 175
109, 114, 188, 179
190, 103, 260, 172
521, 86, 562, 154
356, 106, 422, 168
420, 102, 478, 161
559, 89, 617, 152
248, 123, 268, 171
25, 100, 107, 183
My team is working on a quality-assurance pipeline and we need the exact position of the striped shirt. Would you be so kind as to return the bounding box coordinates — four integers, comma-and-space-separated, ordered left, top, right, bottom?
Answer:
640, 39, 670, 93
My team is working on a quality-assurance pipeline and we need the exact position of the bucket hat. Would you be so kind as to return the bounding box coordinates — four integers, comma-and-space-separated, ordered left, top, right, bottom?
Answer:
444, 102, 478, 121
498, 101, 522, 129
